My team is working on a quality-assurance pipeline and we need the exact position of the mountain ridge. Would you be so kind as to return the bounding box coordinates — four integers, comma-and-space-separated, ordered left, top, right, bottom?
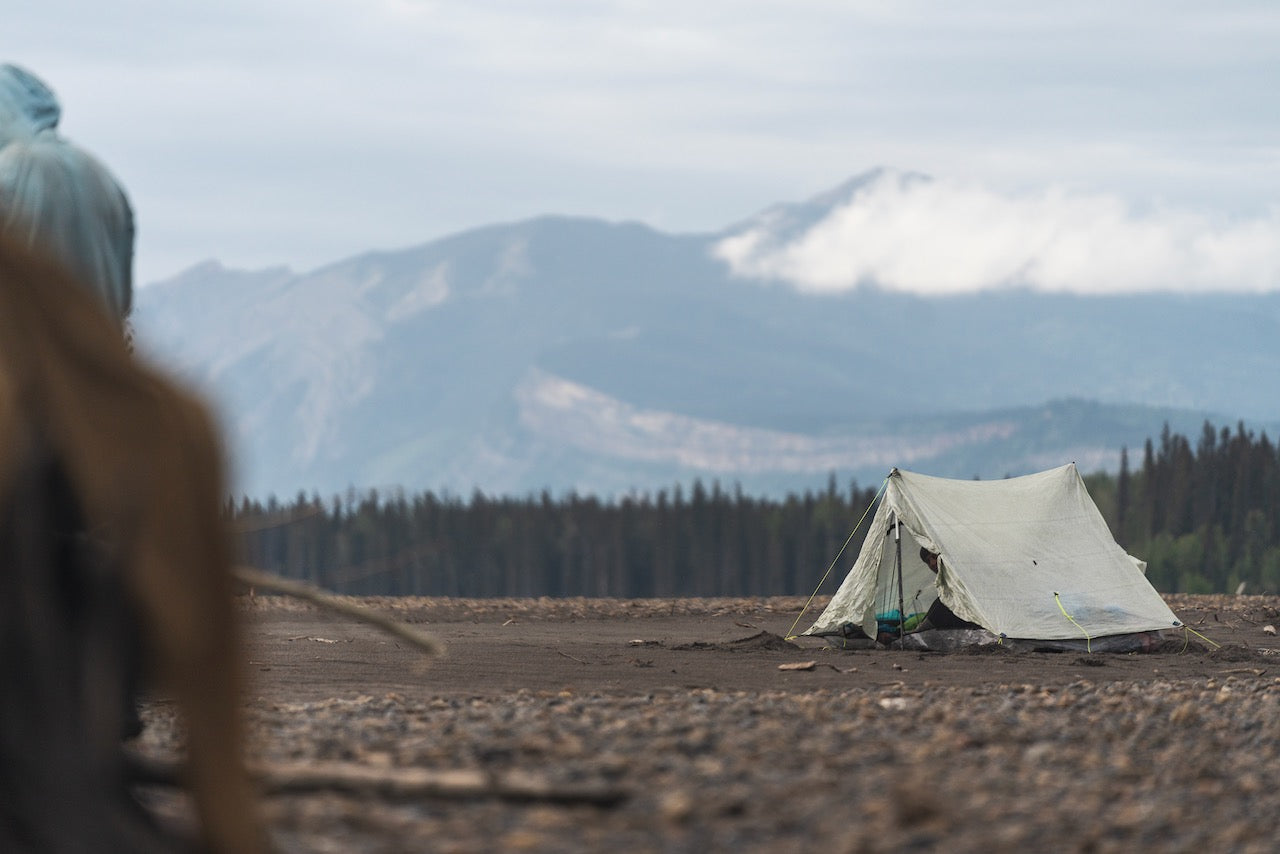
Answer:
132, 173, 1280, 499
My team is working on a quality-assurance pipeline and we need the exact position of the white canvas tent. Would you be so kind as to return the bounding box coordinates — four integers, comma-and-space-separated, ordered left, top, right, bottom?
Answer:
803, 463, 1182, 644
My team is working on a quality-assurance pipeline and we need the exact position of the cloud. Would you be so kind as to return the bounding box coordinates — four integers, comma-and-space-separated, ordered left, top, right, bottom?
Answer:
714, 171, 1280, 294
7, 2, 1280, 287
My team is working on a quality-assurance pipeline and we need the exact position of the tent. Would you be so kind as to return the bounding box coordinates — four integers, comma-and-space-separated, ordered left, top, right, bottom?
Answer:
803, 463, 1183, 648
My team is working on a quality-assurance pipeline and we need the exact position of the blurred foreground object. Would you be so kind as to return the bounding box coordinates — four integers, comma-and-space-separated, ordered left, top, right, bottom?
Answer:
0, 63, 133, 322
0, 232, 266, 851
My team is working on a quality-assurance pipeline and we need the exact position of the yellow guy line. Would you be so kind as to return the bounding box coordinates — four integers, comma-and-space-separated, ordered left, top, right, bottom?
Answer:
784, 477, 890, 641
1182, 625, 1221, 650
1054, 592, 1092, 654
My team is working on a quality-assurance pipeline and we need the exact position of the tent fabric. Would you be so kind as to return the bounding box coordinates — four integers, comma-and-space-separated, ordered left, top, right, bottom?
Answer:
804, 463, 1181, 642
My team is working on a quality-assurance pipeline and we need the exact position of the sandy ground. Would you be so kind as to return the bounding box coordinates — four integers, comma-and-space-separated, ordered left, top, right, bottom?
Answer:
135, 594, 1280, 852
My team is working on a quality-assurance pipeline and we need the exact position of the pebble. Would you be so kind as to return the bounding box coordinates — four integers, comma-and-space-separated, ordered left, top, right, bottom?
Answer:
129, 672, 1280, 854
131, 594, 1280, 853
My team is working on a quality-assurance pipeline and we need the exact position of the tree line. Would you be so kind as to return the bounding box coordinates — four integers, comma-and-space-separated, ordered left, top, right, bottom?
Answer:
1085, 421, 1280, 594
235, 477, 875, 597
234, 421, 1280, 597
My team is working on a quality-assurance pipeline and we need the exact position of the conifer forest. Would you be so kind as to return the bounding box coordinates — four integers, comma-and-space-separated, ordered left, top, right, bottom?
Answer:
234, 421, 1280, 597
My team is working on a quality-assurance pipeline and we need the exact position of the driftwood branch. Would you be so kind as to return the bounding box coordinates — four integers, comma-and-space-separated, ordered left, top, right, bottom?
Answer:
127, 750, 626, 807
258, 762, 627, 806
233, 566, 444, 658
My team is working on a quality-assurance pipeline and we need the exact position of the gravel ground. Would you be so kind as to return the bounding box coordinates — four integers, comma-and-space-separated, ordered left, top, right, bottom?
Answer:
133, 594, 1280, 853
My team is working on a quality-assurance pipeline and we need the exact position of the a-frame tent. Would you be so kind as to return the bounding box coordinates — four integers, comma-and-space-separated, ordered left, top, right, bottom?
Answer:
803, 463, 1182, 644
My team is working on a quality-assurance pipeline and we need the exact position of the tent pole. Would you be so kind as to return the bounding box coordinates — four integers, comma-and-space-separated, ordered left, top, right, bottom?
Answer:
894, 516, 905, 649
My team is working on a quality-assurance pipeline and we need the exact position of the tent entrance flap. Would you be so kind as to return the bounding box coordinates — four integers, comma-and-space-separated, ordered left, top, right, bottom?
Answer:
872, 515, 940, 639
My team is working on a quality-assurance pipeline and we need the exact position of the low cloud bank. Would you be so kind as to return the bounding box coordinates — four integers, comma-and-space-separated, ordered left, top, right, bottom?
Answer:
715, 172, 1280, 294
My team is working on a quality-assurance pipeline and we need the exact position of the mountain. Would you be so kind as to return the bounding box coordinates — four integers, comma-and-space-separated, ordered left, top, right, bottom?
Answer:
132, 172, 1280, 499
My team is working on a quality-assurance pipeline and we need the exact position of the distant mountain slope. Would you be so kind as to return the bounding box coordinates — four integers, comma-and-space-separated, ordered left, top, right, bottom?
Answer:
132, 175, 1280, 499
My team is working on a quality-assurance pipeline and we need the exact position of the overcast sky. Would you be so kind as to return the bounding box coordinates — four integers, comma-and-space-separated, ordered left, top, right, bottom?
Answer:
8, 1, 1280, 292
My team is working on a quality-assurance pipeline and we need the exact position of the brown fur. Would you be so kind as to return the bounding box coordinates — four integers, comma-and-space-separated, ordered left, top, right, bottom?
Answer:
0, 235, 267, 852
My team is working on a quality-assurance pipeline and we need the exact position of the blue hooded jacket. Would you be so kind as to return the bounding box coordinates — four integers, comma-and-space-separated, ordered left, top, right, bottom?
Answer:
0, 63, 134, 321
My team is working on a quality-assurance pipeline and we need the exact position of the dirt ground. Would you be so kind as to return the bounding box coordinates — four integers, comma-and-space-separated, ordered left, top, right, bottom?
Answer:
135, 593, 1280, 853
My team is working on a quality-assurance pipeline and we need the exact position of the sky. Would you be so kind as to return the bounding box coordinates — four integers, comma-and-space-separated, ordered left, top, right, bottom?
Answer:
7, 1, 1280, 293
